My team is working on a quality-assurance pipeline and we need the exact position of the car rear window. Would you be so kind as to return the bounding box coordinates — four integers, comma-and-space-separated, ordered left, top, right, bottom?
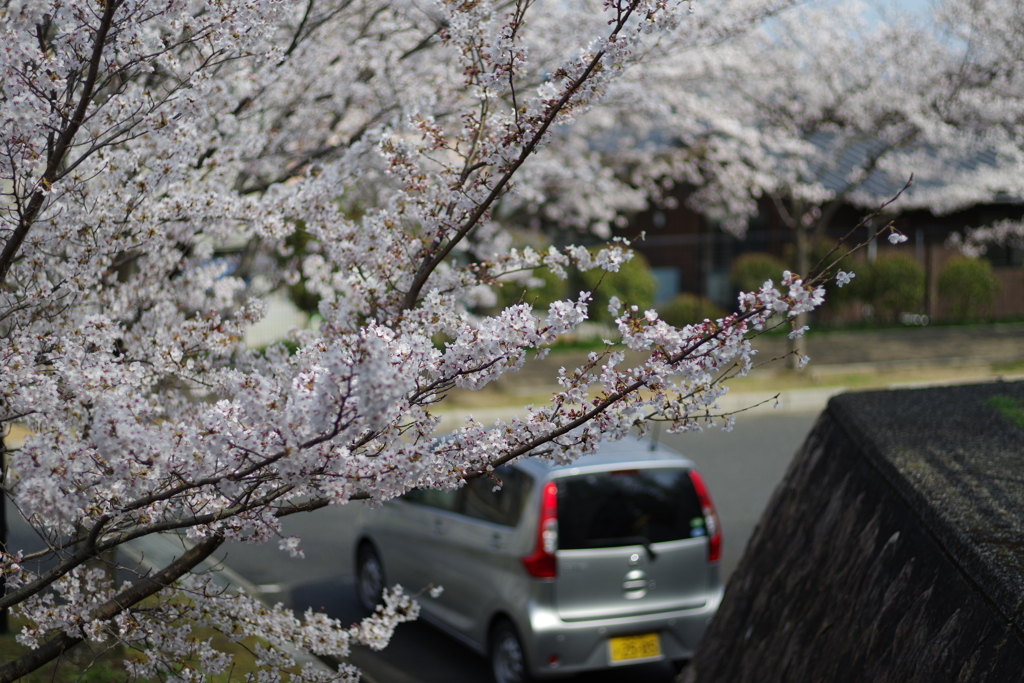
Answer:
557, 468, 705, 550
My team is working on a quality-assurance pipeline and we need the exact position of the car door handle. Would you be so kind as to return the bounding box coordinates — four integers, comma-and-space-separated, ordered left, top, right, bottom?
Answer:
490, 533, 504, 551
431, 519, 446, 537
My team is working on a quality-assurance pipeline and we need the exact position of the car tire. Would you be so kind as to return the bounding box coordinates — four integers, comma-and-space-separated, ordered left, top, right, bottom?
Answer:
490, 619, 533, 683
355, 543, 385, 614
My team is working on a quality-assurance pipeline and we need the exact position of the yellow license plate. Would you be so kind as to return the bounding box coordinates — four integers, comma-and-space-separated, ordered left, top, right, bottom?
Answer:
608, 633, 661, 663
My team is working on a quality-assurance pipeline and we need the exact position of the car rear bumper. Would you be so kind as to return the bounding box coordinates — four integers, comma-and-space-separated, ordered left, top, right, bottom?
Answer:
524, 586, 724, 678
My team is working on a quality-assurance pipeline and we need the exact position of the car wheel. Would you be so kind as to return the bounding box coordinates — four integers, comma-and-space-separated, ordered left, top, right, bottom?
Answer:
490, 620, 532, 683
356, 544, 385, 614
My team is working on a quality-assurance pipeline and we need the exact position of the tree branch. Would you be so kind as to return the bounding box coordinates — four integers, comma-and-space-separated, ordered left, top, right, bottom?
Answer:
0, 534, 224, 683
0, 0, 121, 288
399, 2, 641, 311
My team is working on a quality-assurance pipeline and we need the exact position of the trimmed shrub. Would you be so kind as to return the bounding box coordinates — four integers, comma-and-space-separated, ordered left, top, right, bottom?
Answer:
577, 250, 657, 324
938, 256, 1002, 322
730, 253, 787, 294
494, 267, 569, 312
657, 294, 726, 327
863, 254, 925, 324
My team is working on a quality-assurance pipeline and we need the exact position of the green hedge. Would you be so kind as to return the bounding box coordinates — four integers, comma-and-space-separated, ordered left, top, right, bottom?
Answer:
576, 250, 657, 324
938, 257, 1001, 322
863, 254, 925, 323
730, 253, 787, 293
490, 248, 656, 325
657, 294, 726, 327
494, 266, 569, 312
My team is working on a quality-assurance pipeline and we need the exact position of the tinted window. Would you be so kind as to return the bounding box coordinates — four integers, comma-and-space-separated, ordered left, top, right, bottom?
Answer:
557, 468, 704, 550
402, 466, 533, 526
402, 488, 460, 512
462, 466, 533, 527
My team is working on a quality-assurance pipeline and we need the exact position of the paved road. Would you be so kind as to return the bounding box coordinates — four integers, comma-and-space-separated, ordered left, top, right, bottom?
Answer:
210, 411, 820, 683
659, 413, 821, 581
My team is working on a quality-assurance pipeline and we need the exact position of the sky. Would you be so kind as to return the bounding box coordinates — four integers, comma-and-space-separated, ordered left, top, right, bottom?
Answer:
893, 0, 934, 14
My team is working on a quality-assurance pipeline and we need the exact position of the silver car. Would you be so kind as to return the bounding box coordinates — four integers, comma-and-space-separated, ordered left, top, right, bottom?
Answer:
353, 436, 723, 682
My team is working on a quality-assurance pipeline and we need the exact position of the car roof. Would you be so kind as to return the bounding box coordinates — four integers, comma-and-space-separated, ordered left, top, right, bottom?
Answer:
513, 434, 693, 478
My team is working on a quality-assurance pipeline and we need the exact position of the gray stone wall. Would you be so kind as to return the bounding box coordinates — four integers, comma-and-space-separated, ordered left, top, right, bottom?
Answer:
682, 381, 1024, 683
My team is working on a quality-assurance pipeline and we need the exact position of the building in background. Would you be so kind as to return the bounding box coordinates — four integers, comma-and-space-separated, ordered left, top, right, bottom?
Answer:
616, 193, 1024, 323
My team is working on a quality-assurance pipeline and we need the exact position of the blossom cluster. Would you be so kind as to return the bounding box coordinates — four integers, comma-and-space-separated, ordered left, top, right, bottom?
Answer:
8, 560, 417, 683
948, 218, 1024, 257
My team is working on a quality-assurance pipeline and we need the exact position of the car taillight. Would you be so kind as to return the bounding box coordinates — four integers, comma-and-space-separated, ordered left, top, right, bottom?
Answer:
688, 469, 721, 563
521, 481, 558, 578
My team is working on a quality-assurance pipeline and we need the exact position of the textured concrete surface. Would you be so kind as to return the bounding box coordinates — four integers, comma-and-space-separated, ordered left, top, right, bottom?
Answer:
681, 380, 1024, 683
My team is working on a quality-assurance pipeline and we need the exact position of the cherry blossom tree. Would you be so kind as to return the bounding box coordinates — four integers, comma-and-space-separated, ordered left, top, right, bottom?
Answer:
596, 0, 1020, 362
949, 217, 1024, 257
681, 3, 936, 256
0, 0, 861, 680
936, 0, 1024, 255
